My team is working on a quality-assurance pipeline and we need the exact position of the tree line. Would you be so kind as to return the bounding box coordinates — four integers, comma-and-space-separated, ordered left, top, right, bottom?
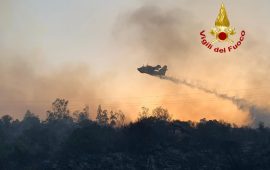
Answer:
0, 98, 270, 170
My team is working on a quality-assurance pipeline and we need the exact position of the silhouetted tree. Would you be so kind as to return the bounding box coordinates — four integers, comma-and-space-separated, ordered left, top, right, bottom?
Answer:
115, 110, 125, 127
109, 111, 117, 127
109, 110, 126, 127
152, 106, 171, 121
96, 105, 109, 125
74, 105, 90, 123
22, 110, 40, 129
46, 98, 72, 122
138, 107, 150, 120
258, 121, 265, 131
1, 115, 13, 127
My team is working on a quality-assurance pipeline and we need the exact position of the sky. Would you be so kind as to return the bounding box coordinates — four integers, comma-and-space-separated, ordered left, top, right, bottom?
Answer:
1, 0, 270, 126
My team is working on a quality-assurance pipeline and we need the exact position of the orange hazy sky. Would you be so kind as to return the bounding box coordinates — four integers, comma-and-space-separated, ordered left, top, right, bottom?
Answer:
1, 0, 270, 126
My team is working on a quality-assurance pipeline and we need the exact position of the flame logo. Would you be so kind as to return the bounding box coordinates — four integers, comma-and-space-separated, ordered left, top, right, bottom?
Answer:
210, 3, 236, 43
215, 3, 230, 27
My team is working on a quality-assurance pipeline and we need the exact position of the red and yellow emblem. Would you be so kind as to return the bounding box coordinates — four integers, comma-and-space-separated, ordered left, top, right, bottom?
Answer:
200, 3, 246, 53
210, 3, 236, 43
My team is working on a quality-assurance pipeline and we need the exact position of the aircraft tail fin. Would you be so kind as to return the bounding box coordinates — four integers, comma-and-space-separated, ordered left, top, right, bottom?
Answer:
159, 65, 167, 75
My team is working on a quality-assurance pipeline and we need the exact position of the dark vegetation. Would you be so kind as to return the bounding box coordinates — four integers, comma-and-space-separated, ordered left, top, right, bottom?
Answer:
0, 98, 270, 170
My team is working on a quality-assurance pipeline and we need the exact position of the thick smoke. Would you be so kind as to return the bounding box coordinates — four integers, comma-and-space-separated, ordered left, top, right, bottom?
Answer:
123, 3, 270, 126
120, 5, 197, 64
159, 75, 270, 127
0, 54, 109, 119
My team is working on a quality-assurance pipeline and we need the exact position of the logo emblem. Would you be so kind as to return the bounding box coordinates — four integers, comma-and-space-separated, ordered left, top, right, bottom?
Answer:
199, 3, 246, 53
210, 3, 236, 43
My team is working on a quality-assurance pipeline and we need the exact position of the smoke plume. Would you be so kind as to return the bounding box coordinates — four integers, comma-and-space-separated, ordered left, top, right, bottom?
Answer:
158, 75, 270, 127
118, 5, 198, 64
121, 3, 270, 126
